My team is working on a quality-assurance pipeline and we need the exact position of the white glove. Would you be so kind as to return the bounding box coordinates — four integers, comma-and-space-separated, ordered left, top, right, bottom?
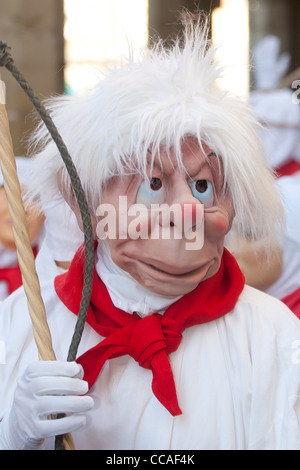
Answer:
0, 360, 94, 450
252, 35, 290, 90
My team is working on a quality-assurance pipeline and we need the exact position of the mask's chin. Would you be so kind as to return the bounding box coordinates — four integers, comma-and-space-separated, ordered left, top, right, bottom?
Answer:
114, 250, 219, 297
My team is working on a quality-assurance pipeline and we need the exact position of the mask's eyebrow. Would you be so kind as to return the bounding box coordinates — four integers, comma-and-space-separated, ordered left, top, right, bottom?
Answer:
149, 148, 216, 157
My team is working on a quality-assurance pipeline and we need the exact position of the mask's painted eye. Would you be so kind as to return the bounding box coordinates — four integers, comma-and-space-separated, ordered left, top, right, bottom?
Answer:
190, 180, 214, 208
136, 177, 167, 207
150, 177, 162, 191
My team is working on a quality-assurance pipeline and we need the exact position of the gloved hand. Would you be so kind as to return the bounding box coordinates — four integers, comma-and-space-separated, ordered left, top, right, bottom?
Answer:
0, 360, 94, 450
252, 35, 290, 90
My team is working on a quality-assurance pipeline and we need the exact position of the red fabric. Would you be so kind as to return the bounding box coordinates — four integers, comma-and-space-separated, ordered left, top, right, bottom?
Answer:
0, 265, 22, 294
275, 159, 300, 178
281, 287, 300, 319
55, 246, 245, 416
0, 246, 38, 295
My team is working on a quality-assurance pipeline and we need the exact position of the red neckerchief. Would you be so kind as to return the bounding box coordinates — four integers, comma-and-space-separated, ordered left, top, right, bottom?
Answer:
275, 159, 300, 178
0, 246, 38, 294
55, 246, 245, 416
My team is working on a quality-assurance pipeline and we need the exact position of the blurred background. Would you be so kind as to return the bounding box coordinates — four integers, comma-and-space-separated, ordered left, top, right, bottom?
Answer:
0, 0, 299, 155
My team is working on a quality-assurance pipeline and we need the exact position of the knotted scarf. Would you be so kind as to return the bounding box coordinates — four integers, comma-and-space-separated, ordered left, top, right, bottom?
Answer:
55, 246, 245, 416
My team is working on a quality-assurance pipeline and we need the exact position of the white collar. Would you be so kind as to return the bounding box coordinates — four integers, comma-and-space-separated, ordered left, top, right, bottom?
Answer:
95, 242, 182, 317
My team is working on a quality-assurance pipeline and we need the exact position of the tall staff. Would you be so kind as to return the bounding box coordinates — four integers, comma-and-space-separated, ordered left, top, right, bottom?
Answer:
0, 40, 94, 450
0, 72, 75, 451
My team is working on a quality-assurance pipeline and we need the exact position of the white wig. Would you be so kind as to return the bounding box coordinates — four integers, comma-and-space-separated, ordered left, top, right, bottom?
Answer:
25, 14, 284, 242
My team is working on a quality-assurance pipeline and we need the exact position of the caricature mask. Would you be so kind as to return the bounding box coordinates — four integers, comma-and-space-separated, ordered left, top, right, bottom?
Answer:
95, 137, 233, 297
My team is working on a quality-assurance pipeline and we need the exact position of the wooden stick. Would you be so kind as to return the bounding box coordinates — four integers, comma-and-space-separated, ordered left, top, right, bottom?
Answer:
0, 73, 75, 451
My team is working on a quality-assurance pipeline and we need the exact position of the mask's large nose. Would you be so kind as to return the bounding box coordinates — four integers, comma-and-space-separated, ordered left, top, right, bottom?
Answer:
157, 176, 204, 250
165, 176, 204, 228
157, 200, 204, 251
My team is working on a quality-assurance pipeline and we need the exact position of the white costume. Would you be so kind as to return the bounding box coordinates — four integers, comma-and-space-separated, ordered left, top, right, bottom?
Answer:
35, 194, 84, 282
266, 173, 300, 300
0, 253, 300, 450
250, 36, 300, 305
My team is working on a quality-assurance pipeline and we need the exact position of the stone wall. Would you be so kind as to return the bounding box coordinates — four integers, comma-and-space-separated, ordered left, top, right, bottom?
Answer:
148, 0, 220, 45
0, 0, 298, 155
0, 0, 64, 155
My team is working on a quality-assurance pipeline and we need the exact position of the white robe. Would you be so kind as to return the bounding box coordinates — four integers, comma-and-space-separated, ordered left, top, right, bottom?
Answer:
0, 273, 300, 450
265, 173, 300, 300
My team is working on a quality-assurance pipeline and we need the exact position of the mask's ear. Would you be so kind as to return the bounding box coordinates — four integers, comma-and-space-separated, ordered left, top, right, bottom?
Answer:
57, 168, 98, 239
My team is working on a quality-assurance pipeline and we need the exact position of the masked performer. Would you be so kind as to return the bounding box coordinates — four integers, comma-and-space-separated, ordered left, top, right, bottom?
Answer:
0, 15, 299, 450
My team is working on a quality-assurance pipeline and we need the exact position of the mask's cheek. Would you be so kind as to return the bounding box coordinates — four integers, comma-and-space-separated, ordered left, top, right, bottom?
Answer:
204, 207, 233, 240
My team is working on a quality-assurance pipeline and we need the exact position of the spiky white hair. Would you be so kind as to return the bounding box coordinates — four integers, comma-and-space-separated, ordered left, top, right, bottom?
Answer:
25, 14, 284, 241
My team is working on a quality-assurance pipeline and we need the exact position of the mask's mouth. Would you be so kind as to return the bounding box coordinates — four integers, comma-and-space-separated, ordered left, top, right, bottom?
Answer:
134, 256, 215, 279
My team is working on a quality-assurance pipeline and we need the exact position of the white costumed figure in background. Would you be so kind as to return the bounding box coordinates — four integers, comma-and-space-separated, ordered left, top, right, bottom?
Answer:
0, 15, 300, 450
231, 35, 300, 318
